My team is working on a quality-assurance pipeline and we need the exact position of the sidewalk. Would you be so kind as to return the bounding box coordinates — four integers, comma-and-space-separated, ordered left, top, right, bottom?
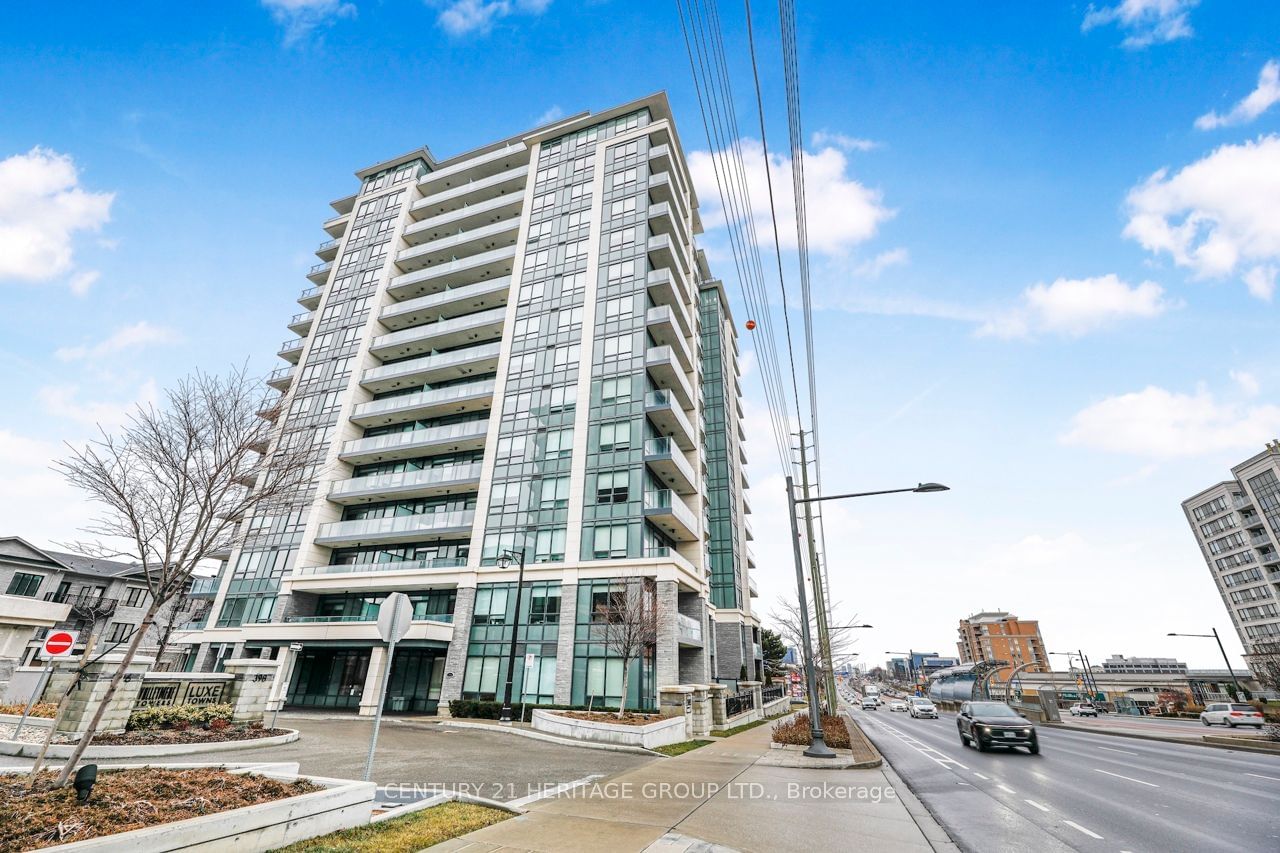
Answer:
434, 719, 955, 853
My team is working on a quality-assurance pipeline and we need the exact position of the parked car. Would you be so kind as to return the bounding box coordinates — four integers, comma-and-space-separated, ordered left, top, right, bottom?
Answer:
889, 700, 909, 712
957, 701, 1039, 754
1200, 702, 1265, 728
861, 696, 878, 710
909, 697, 938, 719
1068, 703, 1098, 717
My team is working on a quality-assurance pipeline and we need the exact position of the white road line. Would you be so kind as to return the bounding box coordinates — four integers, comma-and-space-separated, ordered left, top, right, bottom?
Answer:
505, 773, 603, 809
1063, 820, 1103, 840
973, 772, 989, 780
997, 784, 1015, 794
1024, 799, 1050, 812
1094, 768, 1159, 788
1096, 745, 1138, 756
1247, 772, 1280, 782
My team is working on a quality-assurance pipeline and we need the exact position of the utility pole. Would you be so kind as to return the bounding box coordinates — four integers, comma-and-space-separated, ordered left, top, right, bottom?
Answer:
796, 428, 837, 711
785, 474, 835, 758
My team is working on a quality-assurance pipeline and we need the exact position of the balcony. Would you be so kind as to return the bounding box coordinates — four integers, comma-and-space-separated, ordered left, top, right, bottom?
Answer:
648, 172, 690, 227
369, 307, 505, 360
403, 194, 524, 247
189, 577, 221, 597
351, 378, 495, 428
645, 346, 694, 410
745, 515, 755, 542
749, 574, 759, 597
266, 365, 295, 391
314, 509, 476, 547
422, 141, 528, 187
285, 613, 455, 625
645, 305, 694, 371
380, 278, 511, 331
316, 238, 340, 261
330, 193, 356, 215
647, 201, 691, 252
644, 437, 696, 495
387, 245, 517, 301
328, 461, 483, 505
298, 285, 324, 310
644, 390, 696, 452
287, 310, 314, 336
278, 337, 305, 363
338, 420, 489, 464
395, 218, 521, 273
646, 266, 694, 314
293, 556, 467, 578
322, 214, 349, 238
646, 234, 690, 282
677, 612, 703, 646
359, 342, 501, 393
409, 164, 529, 221
644, 489, 699, 542
306, 260, 333, 284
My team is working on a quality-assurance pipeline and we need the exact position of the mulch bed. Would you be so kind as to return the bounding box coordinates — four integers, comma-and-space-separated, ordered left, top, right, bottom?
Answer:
555, 710, 662, 726
89, 725, 289, 746
1, 767, 321, 850
770, 713, 852, 749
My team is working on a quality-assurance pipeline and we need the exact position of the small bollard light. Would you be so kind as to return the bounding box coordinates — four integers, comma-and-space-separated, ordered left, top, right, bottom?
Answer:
73, 764, 98, 803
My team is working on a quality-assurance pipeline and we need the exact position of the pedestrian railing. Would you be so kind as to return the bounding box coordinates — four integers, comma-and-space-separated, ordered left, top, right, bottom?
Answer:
726, 689, 756, 718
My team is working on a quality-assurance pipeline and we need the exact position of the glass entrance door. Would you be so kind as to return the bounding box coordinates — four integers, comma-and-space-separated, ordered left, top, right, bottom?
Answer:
383, 649, 443, 714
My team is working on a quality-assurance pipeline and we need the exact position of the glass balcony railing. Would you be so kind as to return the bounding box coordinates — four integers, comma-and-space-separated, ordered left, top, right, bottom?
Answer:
644, 437, 674, 456
188, 577, 220, 596
285, 612, 455, 624
315, 510, 476, 543
361, 342, 501, 384
308, 260, 333, 275
340, 420, 488, 457
294, 556, 468, 576
329, 463, 483, 497
352, 379, 495, 421
677, 613, 702, 643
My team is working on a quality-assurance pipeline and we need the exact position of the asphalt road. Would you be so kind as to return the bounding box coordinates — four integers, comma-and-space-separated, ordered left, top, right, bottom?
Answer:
848, 703, 1280, 852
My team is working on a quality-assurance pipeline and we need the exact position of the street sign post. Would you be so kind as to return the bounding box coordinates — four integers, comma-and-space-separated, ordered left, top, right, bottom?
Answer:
42, 631, 77, 658
363, 592, 412, 782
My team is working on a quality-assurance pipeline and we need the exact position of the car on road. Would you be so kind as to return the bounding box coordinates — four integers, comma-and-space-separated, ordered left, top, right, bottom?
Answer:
957, 701, 1039, 754
861, 696, 878, 710
1200, 702, 1265, 728
1068, 702, 1098, 717
889, 700, 909, 712
909, 697, 938, 719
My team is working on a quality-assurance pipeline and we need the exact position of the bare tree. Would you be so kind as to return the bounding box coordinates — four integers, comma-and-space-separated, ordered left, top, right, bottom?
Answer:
151, 590, 213, 671
768, 596, 859, 682
45, 367, 316, 786
594, 577, 658, 718
1248, 641, 1280, 696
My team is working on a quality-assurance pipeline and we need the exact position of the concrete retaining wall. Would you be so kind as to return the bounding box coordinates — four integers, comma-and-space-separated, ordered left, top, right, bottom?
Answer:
0, 728, 299, 759
0, 711, 52, 729
531, 709, 688, 749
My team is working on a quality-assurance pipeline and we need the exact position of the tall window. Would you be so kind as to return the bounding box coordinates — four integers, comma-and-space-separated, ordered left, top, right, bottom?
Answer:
592, 524, 629, 559
596, 471, 630, 504
540, 476, 570, 509
534, 528, 567, 563
599, 421, 631, 451
5, 572, 42, 597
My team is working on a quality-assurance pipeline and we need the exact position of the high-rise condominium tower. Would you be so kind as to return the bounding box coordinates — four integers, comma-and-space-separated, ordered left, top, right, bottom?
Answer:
180, 94, 760, 715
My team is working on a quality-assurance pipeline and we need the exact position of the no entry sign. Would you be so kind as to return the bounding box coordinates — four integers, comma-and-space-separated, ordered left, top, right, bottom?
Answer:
42, 631, 77, 657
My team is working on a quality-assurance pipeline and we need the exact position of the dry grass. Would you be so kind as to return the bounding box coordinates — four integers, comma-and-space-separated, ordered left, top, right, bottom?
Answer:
0, 702, 57, 719
555, 710, 661, 726
90, 725, 286, 745
652, 739, 713, 756
770, 713, 851, 750
272, 801, 511, 852
1, 768, 320, 850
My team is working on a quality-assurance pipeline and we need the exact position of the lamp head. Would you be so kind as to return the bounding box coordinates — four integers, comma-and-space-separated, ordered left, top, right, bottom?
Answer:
74, 764, 98, 803
496, 553, 512, 570
913, 482, 950, 493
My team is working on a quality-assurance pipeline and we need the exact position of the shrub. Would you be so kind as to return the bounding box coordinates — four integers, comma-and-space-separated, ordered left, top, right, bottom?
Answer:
446, 700, 649, 722
127, 703, 234, 731
208, 718, 230, 732
0, 702, 58, 719
1264, 723, 1280, 743
771, 713, 851, 750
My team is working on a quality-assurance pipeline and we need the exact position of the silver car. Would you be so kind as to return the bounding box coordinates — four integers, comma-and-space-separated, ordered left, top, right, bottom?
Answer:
909, 697, 938, 718
1200, 702, 1265, 728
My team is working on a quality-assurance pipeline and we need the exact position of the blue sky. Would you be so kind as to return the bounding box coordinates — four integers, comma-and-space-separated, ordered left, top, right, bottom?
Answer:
1, 1, 1278, 669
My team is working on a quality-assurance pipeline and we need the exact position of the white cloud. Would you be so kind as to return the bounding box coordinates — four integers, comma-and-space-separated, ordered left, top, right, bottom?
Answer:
689, 138, 893, 256
68, 270, 100, 296
55, 321, 180, 362
811, 131, 880, 153
261, 0, 356, 46
978, 274, 1176, 339
1230, 369, 1261, 397
0, 430, 97, 548
1082, 0, 1197, 48
0, 147, 113, 288
1123, 135, 1280, 298
430, 0, 551, 36
535, 105, 564, 126
1196, 60, 1280, 130
854, 248, 909, 278
38, 379, 158, 430
1061, 384, 1280, 457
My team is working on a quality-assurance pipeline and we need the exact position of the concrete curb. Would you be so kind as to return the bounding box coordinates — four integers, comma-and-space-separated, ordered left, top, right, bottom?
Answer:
1042, 722, 1280, 755
439, 719, 666, 757
0, 728, 300, 759
371, 791, 525, 823
879, 762, 962, 852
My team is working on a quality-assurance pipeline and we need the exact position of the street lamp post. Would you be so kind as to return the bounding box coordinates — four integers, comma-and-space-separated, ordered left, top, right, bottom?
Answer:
786, 477, 948, 757
497, 547, 528, 724
1168, 629, 1244, 696
886, 649, 918, 686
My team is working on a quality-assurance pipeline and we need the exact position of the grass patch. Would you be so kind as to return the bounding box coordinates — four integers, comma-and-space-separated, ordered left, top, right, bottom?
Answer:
0, 702, 57, 718
652, 739, 713, 756
272, 802, 511, 853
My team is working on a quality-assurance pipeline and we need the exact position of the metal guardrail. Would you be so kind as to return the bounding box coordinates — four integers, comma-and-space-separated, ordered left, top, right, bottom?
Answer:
726, 689, 756, 717
762, 684, 786, 703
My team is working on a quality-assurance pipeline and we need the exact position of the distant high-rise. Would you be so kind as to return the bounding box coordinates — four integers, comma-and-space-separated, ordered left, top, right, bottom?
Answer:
956, 611, 1048, 679
1182, 442, 1280, 679
178, 94, 760, 715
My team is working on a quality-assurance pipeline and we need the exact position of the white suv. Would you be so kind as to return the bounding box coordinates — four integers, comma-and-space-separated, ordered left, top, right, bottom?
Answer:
909, 697, 938, 718
1200, 703, 1265, 728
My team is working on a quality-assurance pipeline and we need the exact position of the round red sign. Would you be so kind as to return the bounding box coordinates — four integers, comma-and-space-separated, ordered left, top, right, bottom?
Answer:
43, 631, 76, 657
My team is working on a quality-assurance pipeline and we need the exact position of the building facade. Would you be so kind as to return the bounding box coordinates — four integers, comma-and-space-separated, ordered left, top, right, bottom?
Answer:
1182, 441, 1280, 680
1099, 655, 1188, 675
956, 611, 1048, 679
178, 94, 760, 715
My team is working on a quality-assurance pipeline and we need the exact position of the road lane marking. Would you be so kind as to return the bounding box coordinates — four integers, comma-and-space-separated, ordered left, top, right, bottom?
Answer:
1023, 799, 1050, 812
997, 784, 1015, 793
1096, 745, 1137, 756
1247, 773, 1280, 782
1094, 768, 1159, 788
1063, 821, 1103, 840
973, 772, 989, 780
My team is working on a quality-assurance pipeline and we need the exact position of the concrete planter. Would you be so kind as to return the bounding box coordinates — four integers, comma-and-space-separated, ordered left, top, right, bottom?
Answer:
531, 709, 688, 749
9, 765, 375, 852
0, 712, 52, 729
0, 727, 299, 759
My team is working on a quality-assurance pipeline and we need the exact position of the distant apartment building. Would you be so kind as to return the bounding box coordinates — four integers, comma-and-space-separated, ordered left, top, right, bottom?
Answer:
956, 611, 1048, 678
175, 94, 760, 715
1182, 441, 1280, 679
1098, 654, 1187, 675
